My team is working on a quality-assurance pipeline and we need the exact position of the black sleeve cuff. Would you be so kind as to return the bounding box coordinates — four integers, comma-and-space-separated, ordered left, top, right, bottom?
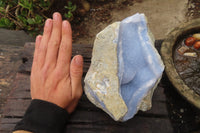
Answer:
14, 99, 69, 133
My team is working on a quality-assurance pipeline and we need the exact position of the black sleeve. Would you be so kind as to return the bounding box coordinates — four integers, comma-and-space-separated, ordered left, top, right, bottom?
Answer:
13, 99, 69, 133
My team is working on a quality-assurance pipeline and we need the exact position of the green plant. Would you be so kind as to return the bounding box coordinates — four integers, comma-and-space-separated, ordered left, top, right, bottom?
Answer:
0, 0, 52, 35
0, 17, 14, 28
64, 1, 76, 20
0, 0, 78, 36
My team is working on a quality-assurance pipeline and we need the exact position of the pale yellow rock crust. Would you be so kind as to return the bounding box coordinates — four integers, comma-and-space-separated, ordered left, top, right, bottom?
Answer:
84, 22, 127, 121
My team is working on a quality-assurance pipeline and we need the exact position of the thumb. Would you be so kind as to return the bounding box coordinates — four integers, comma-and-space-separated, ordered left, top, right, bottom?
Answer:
70, 55, 83, 99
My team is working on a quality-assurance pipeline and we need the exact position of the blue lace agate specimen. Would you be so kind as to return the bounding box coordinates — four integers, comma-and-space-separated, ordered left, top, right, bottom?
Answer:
84, 13, 164, 121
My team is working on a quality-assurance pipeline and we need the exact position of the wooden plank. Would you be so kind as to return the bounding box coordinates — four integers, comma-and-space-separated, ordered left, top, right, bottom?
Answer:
0, 112, 171, 132
0, 45, 24, 114
0, 41, 174, 133
9, 73, 30, 91
0, 124, 16, 133
0, 110, 172, 133
9, 90, 31, 99
7, 73, 30, 99
0, 118, 21, 132
77, 96, 168, 116
2, 93, 167, 118
0, 117, 173, 133
2, 99, 31, 117
69, 101, 168, 124
8, 65, 168, 116
66, 117, 173, 133
0, 118, 21, 124
152, 85, 166, 102
18, 43, 92, 74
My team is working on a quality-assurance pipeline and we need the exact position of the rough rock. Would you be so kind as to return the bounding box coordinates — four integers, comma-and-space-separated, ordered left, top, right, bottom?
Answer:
84, 13, 164, 121
84, 22, 128, 121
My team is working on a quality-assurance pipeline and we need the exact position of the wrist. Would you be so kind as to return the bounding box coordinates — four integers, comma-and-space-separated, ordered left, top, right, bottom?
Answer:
14, 99, 69, 133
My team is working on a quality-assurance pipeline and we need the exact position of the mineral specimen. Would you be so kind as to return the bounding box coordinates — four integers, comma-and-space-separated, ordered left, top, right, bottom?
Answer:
193, 33, 200, 40
177, 46, 189, 55
84, 13, 165, 121
183, 52, 197, 57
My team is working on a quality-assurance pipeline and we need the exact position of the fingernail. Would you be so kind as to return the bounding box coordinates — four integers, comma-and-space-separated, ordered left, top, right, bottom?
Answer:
75, 56, 83, 66
36, 35, 42, 42
62, 21, 67, 28
63, 21, 68, 27
53, 12, 59, 20
35, 35, 42, 48
45, 19, 51, 26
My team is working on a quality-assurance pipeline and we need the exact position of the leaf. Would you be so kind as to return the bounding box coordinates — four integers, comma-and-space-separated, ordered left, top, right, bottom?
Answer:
0, 7, 4, 11
64, 12, 73, 19
0, 7, 5, 14
68, 1, 72, 7
4, 18, 10, 25
8, 0, 18, 6
0, 18, 7, 27
38, 0, 50, 10
35, 15, 43, 24
21, 9, 28, 16
64, 1, 76, 12
0, 17, 14, 28
72, 5, 76, 12
27, 25, 33, 30
0, 0, 52, 35
64, 6, 69, 10
18, 0, 33, 11
27, 18, 35, 25
64, 13, 69, 18
0, 1, 5, 7
17, 15, 27, 25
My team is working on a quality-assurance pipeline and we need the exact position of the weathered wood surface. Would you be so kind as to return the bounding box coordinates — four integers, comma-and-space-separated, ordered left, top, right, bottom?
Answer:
0, 45, 23, 115
0, 41, 200, 133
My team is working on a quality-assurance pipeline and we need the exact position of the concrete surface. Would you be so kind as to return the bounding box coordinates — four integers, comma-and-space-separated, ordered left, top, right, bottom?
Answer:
112, 0, 188, 40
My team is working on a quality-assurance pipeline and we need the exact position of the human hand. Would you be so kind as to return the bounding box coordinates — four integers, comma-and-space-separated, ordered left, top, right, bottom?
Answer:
30, 12, 83, 113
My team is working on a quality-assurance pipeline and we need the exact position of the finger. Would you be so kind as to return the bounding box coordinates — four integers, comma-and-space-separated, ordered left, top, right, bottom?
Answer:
56, 20, 72, 72
32, 35, 42, 69
33, 35, 42, 62
35, 35, 42, 49
70, 55, 83, 98
37, 19, 53, 68
45, 12, 62, 68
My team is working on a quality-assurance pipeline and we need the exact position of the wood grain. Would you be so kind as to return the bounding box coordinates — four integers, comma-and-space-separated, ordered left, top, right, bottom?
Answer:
0, 41, 175, 133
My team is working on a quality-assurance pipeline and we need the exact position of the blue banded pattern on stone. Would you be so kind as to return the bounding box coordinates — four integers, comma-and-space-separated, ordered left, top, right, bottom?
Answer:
84, 13, 164, 121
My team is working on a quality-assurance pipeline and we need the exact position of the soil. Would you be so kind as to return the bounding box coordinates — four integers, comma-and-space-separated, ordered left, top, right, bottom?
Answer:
71, 0, 189, 44
71, 0, 135, 44
43, 0, 136, 44
187, 0, 200, 19
42, 0, 190, 43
